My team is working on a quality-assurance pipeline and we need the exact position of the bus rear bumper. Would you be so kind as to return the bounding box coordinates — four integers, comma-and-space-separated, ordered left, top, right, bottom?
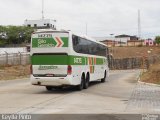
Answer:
30, 75, 74, 86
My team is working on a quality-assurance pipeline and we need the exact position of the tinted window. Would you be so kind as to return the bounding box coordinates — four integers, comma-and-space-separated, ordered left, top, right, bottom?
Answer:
95, 44, 106, 57
72, 35, 107, 57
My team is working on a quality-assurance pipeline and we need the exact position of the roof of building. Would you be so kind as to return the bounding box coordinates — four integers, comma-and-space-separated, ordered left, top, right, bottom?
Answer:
115, 34, 137, 38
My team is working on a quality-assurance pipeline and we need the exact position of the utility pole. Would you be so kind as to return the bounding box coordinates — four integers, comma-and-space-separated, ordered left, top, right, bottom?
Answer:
138, 9, 141, 40
42, 0, 44, 19
110, 34, 114, 47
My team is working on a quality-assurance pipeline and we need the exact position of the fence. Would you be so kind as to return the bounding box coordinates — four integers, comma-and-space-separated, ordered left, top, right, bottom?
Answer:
109, 55, 160, 70
0, 52, 160, 70
0, 52, 30, 65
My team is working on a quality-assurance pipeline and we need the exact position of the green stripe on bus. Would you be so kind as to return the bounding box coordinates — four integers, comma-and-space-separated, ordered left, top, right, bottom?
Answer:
32, 37, 68, 48
31, 55, 105, 65
31, 55, 68, 65
96, 58, 104, 65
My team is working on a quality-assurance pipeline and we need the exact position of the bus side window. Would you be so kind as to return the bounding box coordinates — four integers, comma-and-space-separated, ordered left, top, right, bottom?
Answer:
73, 36, 79, 46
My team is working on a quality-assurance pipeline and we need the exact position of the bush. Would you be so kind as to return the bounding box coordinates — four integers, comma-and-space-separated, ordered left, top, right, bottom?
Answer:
0, 25, 34, 46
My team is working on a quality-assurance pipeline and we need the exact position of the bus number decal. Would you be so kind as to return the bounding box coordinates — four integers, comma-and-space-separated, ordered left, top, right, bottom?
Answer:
38, 34, 52, 38
74, 58, 82, 64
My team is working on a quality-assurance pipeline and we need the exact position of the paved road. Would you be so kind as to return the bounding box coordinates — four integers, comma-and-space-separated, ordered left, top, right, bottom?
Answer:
0, 70, 159, 114
126, 83, 160, 113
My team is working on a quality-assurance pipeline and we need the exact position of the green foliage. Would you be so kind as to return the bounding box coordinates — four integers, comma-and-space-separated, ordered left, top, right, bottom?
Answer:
155, 36, 160, 44
0, 25, 34, 46
0, 65, 4, 70
0, 39, 7, 46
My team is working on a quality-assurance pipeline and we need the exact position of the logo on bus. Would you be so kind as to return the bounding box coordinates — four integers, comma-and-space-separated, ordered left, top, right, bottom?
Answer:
38, 65, 58, 70
38, 39, 55, 47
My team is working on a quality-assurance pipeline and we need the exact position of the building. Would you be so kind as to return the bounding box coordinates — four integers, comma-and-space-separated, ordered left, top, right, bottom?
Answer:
115, 34, 138, 41
101, 40, 116, 47
96, 36, 129, 47
96, 35, 142, 47
127, 40, 144, 46
101, 40, 126, 47
24, 19, 56, 29
144, 39, 154, 46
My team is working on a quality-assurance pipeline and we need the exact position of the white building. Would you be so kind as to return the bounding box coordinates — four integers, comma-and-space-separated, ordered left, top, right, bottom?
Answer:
24, 19, 56, 29
94, 37, 129, 43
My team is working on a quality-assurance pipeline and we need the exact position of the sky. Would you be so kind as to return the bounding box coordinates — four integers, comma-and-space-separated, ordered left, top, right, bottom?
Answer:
0, 0, 160, 39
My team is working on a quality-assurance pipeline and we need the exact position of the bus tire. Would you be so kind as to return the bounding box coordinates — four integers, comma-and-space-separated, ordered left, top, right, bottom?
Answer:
77, 74, 85, 90
84, 73, 89, 89
46, 86, 53, 91
101, 71, 106, 83
53, 86, 63, 90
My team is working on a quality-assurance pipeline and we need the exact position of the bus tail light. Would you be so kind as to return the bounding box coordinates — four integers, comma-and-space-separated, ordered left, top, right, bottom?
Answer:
30, 65, 33, 74
67, 65, 72, 75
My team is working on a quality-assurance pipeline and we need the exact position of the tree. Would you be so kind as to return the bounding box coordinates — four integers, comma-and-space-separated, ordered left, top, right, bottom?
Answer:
0, 26, 34, 46
155, 36, 160, 45
23, 27, 34, 43
0, 26, 7, 46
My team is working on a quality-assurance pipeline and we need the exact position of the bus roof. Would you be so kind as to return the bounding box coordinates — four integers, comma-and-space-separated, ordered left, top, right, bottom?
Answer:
34, 29, 69, 33
79, 35, 107, 47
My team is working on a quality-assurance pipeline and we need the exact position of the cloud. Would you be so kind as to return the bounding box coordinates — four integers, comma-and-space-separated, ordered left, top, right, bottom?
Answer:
0, 0, 159, 38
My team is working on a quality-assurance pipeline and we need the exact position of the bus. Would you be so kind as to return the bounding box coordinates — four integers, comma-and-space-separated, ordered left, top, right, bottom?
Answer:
30, 29, 109, 90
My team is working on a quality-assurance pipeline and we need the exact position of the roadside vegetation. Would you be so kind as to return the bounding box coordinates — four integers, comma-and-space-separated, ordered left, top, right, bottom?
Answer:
155, 36, 160, 45
110, 46, 160, 58
141, 62, 160, 84
0, 65, 30, 80
110, 46, 160, 84
0, 26, 33, 47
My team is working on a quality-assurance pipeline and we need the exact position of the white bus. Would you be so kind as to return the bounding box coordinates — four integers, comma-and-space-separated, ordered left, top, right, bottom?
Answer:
30, 29, 109, 90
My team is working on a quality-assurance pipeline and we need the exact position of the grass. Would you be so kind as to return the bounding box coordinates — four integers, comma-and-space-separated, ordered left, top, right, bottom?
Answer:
0, 65, 5, 70
110, 46, 160, 58
0, 65, 30, 80
110, 46, 160, 85
140, 62, 160, 84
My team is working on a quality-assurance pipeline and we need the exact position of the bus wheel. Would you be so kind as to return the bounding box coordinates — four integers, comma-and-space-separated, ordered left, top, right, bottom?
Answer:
77, 74, 85, 90
84, 73, 89, 89
53, 86, 63, 90
101, 71, 106, 83
46, 86, 53, 91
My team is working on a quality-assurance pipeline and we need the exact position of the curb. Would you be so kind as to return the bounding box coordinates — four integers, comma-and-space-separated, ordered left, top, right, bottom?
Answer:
137, 71, 160, 87
138, 81, 160, 87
